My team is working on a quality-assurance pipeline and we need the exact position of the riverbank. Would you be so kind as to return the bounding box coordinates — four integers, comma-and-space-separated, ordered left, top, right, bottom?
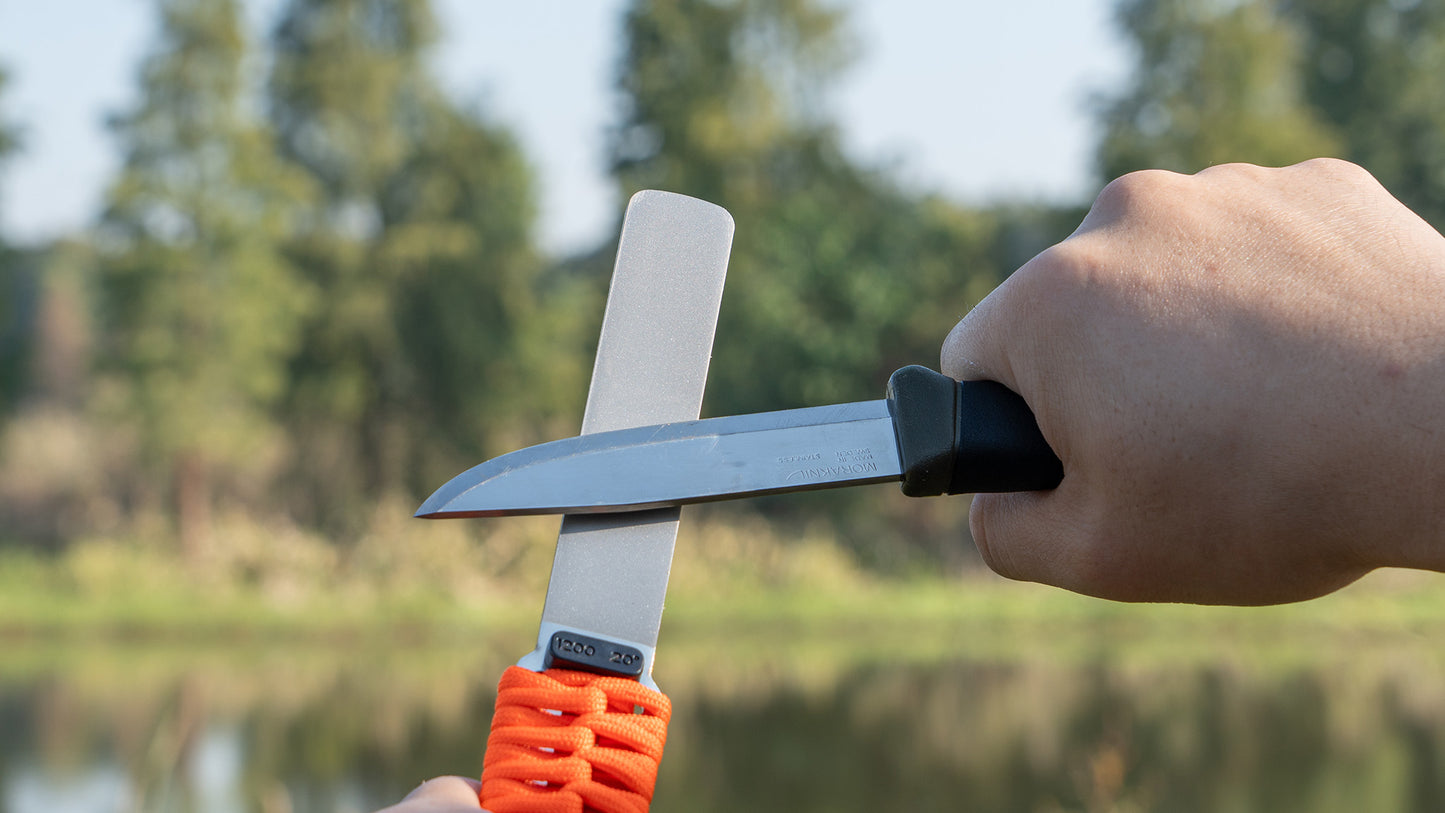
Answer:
5, 524, 1442, 813
3, 536, 1441, 670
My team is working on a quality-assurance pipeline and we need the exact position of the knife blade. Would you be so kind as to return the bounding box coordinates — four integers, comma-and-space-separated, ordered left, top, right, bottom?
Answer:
418, 364, 1063, 519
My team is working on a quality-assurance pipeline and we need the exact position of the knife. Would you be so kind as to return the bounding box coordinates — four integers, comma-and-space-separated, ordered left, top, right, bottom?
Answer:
416, 364, 1063, 520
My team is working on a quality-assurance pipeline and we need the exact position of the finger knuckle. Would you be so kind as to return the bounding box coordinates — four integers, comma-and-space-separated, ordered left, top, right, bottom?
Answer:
1093, 168, 1187, 218
1196, 161, 1271, 182
1021, 239, 1114, 302
1292, 156, 1380, 188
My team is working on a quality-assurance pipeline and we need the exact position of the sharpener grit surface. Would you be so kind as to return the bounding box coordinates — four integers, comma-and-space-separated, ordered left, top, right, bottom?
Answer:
539, 190, 734, 650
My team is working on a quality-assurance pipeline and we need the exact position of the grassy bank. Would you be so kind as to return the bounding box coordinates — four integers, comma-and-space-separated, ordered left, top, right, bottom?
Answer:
3, 536, 1443, 650
3, 508, 1444, 667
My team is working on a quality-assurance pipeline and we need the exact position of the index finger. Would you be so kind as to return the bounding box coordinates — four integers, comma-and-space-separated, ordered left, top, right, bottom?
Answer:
942, 273, 1018, 388
941, 244, 1068, 394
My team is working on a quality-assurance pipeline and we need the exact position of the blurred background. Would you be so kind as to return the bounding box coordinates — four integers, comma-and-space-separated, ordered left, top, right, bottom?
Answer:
1, 0, 1444, 810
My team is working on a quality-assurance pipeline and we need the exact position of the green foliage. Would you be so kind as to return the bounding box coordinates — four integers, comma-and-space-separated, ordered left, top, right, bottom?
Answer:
0, 68, 26, 414
612, 0, 1004, 416
1289, 0, 1445, 230
0, 236, 105, 556
1098, 0, 1342, 179
605, 0, 1081, 566
268, 0, 544, 531
96, 0, 314, 550
612, 0, 853, 203
0, 251, 36, 418
0, 66, 17, 169
1099, 0, 1445, 238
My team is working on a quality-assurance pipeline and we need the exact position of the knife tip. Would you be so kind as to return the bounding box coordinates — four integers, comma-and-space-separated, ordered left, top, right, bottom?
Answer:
414, 496, 448, 519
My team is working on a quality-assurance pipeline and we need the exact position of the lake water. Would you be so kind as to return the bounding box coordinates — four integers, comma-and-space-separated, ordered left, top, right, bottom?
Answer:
3, 617, 1443, 812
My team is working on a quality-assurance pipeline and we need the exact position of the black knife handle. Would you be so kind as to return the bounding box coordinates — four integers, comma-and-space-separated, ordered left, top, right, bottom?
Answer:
886, 365, 1063, 497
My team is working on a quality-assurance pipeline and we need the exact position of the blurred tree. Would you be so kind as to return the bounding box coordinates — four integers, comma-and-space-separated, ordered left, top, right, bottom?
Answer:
1097, 0, 1341, 180
0, 67, 16, 163
0, 73, 104, 548
609, 0, 1017, 569
612, 0, 850, 207
0, 66, 29, 416
612, 0, 1001, 415
25, 243, 92, 410
1099, 0, 1445, 223
96, 0, 313, 557
1289, 0, 1445, 230
268, 0, 543, 533
0, 241, 106, 549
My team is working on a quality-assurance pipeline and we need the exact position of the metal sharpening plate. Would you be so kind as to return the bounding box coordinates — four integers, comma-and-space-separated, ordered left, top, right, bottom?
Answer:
536, 190, 733, 664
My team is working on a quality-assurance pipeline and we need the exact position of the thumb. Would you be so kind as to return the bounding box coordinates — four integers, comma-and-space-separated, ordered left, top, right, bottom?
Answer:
967, 486, 1095, 593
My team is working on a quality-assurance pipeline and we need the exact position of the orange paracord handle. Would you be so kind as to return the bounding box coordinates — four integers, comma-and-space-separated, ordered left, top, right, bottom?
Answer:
479, 666, 672, 813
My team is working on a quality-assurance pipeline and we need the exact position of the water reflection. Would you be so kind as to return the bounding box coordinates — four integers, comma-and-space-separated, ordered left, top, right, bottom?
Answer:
660, 660, 1445, 813
2, 640, 1443, 812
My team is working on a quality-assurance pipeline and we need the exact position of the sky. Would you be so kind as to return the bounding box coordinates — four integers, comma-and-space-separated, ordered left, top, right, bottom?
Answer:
0, 0, 1129, 257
